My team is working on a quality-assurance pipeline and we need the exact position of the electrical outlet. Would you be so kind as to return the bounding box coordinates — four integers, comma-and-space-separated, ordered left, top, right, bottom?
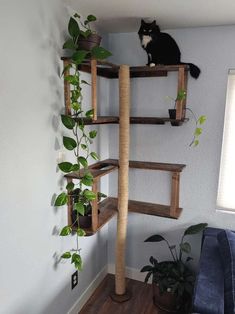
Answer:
71, 270, 78, 289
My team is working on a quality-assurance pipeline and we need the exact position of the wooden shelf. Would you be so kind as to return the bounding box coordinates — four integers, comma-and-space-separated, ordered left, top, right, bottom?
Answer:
76, 116, 188, 126
61, 58, 189, 79
100, 159, 186, 173
81, 197, 118, 236
81, 195, 182, 236
65, 161, 118, 180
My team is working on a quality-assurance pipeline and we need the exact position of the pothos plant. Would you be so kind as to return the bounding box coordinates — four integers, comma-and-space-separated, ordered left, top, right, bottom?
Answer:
54, 13, 111, 271
167, 90, 206, 147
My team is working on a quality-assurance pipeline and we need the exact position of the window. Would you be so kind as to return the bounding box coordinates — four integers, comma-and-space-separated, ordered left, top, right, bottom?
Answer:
217, 69, 235, 210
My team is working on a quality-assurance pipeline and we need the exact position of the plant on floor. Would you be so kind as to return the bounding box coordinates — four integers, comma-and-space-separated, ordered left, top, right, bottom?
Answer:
54, 13, 111, 271
141, 223, 207, 313
167, 90, 206, 146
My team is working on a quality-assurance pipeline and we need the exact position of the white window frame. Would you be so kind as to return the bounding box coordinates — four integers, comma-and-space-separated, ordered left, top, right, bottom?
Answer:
217, 69, 235, 211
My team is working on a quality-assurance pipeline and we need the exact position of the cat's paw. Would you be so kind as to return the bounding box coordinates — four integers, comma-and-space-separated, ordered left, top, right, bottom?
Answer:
149, 63, 156, 67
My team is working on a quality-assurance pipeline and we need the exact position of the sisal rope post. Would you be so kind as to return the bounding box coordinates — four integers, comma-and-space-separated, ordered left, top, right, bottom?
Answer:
111, 65, 131, 302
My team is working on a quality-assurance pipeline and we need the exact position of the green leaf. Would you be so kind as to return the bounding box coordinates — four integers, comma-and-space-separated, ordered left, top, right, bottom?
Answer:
176, 89, 186, 101
63, 136, 77, 151
63, 38, 76, 50
180, 242, 191, 254
91, 46, 112, 60
198, 115, 206, 125
83, 190, 96, 201
89, 130, 97, 138
71, 253, 82, 270
77, 228, 86, 237
81, 175, 93, 186
140, 265, 154, 272
72, 164, 80, 171
78, 156, 88, 168
58, 162, 73, 173
61, 64, 72, 77
90, 152, 99, 160
72, 50, 88, 65
194, 127, 202, 137
61, 115, 75, 129
66, 182, 74, 191
193, 139, 199, 147
85, 109, 94, 118
64, 75, 79, 85
74, 202, 85, 215
81, 80, 90, 85
54, 192, 68, 206
60, 226, 72, 236
68, 17, 80, 38
184, 223, 208, 236
61, 252, 71, 259
87, 14, 97, 22
144, 234, 166, 242
72, 102, 81, 111
81, 144, 87, 150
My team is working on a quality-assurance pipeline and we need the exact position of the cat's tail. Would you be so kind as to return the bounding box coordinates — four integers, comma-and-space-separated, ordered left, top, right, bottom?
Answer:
180, 62, 201, 79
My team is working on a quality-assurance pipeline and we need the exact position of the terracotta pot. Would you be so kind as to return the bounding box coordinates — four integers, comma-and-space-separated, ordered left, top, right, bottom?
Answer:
77, 33, 102, 51
152, 283, 180, 313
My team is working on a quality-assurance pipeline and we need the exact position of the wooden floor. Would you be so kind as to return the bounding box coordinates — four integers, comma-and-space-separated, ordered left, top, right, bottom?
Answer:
79, 274, 165, 314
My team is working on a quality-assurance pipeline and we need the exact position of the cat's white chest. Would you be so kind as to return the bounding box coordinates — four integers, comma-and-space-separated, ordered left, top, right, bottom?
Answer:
142, 35, 152, 48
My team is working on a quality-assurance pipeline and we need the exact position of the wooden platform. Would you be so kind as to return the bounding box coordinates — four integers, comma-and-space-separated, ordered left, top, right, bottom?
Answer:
79, 274, 164, 314
75, 116, 188, 126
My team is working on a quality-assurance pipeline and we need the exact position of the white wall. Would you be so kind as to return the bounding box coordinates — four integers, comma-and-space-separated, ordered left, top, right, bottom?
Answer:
107, 26, 235, 270
0, 1, 109, 313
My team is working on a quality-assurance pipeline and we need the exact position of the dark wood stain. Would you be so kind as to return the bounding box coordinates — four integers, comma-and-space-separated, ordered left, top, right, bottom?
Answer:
79, 274, 168, 314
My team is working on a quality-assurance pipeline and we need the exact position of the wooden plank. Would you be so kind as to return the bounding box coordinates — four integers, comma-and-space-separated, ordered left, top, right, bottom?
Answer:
80, 274, 159, 314
63, 59, 71, 115
75, 116, 188, 125
92, 178, 99, 232
91, 59, 97, 120
82, 197, 117, 236
66, 178, 73, 226
64, 164, 118, 180
61, 57, 189, 78
103, 159, 186, 172
128, 199, 182, 219
98, 197, 182, 220
170, 172, 180, 216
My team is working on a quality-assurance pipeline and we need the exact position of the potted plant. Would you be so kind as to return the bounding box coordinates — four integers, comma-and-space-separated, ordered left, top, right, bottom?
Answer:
71, 189, 107, 229
63, 13, 104, 52
53, 13, 111, 271
141, 223, 207, 313
167, 90, 206, 146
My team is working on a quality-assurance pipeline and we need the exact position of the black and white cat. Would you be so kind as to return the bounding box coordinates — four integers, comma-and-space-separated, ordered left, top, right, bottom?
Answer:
138, 19, 200, 79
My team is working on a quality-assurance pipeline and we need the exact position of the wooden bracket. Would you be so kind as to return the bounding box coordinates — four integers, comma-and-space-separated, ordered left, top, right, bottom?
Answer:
63, 59, 71, 115
176, 67, 188, 120
91, 178, 99, 232
91, 59, 97, 121
170, 172, 180, 217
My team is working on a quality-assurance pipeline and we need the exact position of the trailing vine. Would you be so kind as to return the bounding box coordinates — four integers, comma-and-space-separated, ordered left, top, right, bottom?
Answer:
54, 13, 111, 270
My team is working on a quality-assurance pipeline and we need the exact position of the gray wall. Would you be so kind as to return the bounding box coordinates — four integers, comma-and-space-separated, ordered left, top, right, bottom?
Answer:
0, 1, 109, 313
107, 26, 235, 270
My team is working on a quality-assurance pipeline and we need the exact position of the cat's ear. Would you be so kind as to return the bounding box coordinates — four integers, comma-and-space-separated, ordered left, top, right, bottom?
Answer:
141, 19, 145, 25
151, 20, 157, 25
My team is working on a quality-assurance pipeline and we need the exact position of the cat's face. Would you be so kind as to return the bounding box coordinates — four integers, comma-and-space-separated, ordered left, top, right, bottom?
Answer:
138, 20, 160, 36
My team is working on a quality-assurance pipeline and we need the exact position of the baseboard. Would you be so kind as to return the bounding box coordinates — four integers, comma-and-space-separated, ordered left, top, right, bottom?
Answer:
68, 265, 108, 314
107, 264, 148, 283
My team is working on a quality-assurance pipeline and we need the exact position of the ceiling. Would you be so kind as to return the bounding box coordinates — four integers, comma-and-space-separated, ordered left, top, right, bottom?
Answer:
68, 0, 235, 33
